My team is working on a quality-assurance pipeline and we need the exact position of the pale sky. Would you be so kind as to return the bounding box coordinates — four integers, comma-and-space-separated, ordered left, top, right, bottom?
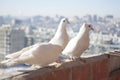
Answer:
0, 0, 120, 17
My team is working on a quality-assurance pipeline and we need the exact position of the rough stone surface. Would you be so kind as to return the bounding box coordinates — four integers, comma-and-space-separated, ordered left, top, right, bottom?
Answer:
0, 51, 120, 80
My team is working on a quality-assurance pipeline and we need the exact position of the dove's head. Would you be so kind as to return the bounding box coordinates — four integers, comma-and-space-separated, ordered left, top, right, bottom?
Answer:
60, 18, 69, 27
82, 23, 94, 31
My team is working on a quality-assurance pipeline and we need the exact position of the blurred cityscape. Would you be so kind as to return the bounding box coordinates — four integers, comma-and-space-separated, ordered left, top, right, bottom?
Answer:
0, 14, 120, 62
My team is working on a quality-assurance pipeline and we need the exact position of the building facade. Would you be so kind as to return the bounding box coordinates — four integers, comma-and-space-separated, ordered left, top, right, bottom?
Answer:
0, 25, 25, 55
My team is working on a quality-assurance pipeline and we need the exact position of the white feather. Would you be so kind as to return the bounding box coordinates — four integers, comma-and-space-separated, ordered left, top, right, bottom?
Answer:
62, 23, 93, 58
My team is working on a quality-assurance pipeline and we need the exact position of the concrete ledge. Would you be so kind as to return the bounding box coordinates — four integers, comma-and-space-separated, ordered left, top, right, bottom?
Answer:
0, 50, 120, 80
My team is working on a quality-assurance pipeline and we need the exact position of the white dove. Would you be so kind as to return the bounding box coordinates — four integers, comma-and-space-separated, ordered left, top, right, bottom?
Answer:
1, 18, 69, 68
61, 23, 93, 60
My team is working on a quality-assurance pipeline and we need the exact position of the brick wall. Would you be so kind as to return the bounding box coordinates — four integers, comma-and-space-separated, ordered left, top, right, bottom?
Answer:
0, 51, 120, 80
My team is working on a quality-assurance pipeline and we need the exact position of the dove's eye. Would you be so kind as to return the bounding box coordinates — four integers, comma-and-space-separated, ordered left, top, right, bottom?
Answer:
88, 25, 91, 28
63, 20, 65, 22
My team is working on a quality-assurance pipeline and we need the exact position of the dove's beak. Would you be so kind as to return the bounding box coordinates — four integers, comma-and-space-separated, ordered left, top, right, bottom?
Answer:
89, 24, 94, 31
66, 19, 70, 24
91, 27, 94, 31
68, 21, 70, 24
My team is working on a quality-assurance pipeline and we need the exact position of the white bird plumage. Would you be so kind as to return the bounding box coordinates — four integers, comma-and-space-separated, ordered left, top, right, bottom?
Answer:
1, 18, 69, 68
62, 23, 93, 59
5, 43, 40, 59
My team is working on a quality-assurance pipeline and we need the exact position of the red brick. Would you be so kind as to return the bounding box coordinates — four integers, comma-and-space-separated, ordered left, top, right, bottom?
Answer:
92, 59, 109, 80
109, 77, 120, 80
44, 68, 71, 80
72, 64, 91, 80
26, 75, 43, 80
19, 73, 43, 80
109, 70, 120, 80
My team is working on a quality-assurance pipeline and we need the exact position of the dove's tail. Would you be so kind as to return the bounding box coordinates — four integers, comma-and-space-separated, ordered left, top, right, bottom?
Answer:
0, 59, 22, 68
5, 46, 31, 59
5, 43, 40, 59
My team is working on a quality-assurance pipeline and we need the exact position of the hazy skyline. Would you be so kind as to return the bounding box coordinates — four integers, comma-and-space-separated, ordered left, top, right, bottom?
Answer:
0, 0, 120, 17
